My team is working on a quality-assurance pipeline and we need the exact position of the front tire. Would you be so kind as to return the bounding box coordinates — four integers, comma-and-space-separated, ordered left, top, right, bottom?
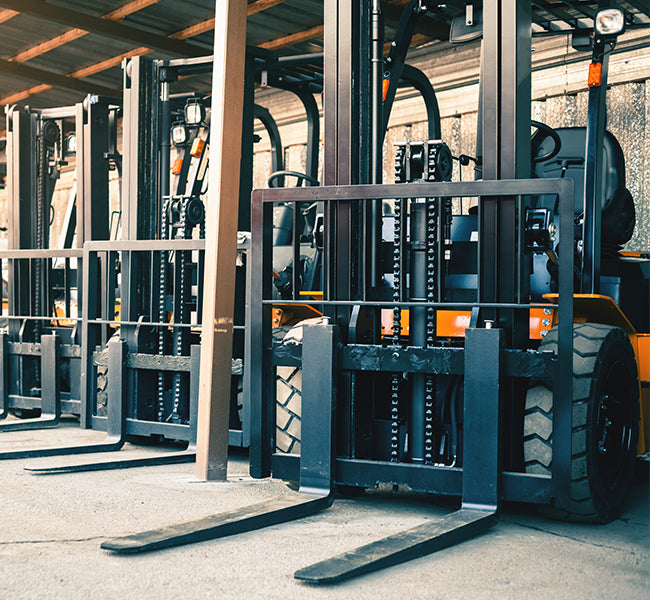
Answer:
524, 323, 639, 523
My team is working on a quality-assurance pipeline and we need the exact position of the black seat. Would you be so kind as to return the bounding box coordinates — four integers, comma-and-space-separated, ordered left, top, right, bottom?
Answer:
533, 126, 626, 214
533, 126, 634, 245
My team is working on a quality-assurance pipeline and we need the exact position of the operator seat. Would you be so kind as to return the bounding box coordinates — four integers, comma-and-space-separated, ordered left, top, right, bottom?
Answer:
531, 126, 648, 332
532, 126, 635, 246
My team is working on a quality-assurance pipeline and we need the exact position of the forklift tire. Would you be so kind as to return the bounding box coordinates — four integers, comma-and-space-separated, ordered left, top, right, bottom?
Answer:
276, 366, 301, 454
524, 323, 639, 523
96, 367, 108, 417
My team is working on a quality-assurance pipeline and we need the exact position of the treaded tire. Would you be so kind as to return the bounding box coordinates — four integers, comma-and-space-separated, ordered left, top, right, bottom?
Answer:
96, 367, 108, 417
524, 323, 639, 523
272, 318, 322, 455
276, 366, 301, 454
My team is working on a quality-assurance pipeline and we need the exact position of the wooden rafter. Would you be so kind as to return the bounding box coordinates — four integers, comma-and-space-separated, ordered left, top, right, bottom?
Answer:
10, 0, 162, 63
169, 19, 215, 40
0, 0, 208, 57
0, 13, 218, 106
0, 58, 120, 97
260, 24, 324, 50
248, 0, 288, 16
1, 1, 294, 105
0, 7, 16, 24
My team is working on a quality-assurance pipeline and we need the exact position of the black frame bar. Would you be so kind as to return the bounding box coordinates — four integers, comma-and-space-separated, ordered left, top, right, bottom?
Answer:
251, 177, 574, 507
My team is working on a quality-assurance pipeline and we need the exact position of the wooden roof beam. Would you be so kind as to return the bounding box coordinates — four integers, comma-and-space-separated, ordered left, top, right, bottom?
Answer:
9, 0, 162, 64
248, 0, 288, 15
0, 2, 302, 105
260, 24, 323, 50
0, 58, 120, 96
4, 0, 288, 66
0, 7, 17, 24
0, 0, 208, 57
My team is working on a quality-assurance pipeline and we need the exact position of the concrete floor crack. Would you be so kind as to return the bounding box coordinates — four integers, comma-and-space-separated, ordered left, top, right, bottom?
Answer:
502, 519, 637, 553
0, 536, 105, 546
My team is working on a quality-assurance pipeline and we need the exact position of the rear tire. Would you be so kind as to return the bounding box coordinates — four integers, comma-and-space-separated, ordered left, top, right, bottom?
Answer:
524, 323, 639, 523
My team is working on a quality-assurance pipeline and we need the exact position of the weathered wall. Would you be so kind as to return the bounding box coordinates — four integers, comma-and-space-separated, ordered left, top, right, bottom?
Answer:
253, 29, 650, 250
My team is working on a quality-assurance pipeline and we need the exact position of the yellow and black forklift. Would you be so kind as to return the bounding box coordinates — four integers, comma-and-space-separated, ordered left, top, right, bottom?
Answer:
100, 0, 648, 583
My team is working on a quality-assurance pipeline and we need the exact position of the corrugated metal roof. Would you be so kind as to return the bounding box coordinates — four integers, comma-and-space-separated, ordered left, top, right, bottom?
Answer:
0, 0, 648, 136
0, 0, 328, 133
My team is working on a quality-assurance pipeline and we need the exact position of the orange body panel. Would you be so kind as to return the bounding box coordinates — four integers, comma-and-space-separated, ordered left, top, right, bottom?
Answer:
436, 310, 471, 337
380, 308, 410, 337
619, 250, 650, 259
638, 335, 650, 454
380, 308, 554, 339
638, 335, 650, 383
272, 304, 322, 328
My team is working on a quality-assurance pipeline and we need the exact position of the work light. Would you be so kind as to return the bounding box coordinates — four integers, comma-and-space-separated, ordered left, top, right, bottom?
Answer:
65, 134, 77, 155
171, 121, 188, 146
184, 100, 205, 125
594, 8, 625, 37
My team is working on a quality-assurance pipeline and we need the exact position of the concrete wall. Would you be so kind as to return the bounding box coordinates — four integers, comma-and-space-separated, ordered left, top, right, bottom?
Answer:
253, 28, 650, 251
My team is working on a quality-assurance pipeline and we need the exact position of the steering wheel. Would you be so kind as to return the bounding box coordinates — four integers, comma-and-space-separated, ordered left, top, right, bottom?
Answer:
268, 170, 319, 188
531, 120, 562, 163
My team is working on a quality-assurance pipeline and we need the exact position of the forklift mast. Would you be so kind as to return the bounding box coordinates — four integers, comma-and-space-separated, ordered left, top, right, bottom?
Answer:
1, 98, 119, 430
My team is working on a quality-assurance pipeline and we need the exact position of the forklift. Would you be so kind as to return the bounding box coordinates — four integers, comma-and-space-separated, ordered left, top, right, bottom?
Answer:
89, 49, 325, 455
0, 96, 120, 434
18, 47, 327, 473
102, 0, 648, 583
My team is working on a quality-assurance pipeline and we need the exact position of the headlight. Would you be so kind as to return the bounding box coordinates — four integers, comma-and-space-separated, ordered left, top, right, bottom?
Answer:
594, 8, 625, 37
184, 100, 205, 125
65, 134, 77, 155
171, 122, 188, 146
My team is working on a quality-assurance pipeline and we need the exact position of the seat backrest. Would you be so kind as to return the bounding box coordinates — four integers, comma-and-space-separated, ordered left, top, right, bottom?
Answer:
533, 126, 626, 214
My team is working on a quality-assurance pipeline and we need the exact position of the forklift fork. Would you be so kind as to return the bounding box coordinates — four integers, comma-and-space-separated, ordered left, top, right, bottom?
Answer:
295, 327, 502, 583
100, 323, 338, 553
100, 325, 502, 585
23, 345, 201, 473
0, 336, 127, 459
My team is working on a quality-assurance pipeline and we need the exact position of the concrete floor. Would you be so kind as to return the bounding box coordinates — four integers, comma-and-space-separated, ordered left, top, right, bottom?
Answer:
0, 418, 648, 600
